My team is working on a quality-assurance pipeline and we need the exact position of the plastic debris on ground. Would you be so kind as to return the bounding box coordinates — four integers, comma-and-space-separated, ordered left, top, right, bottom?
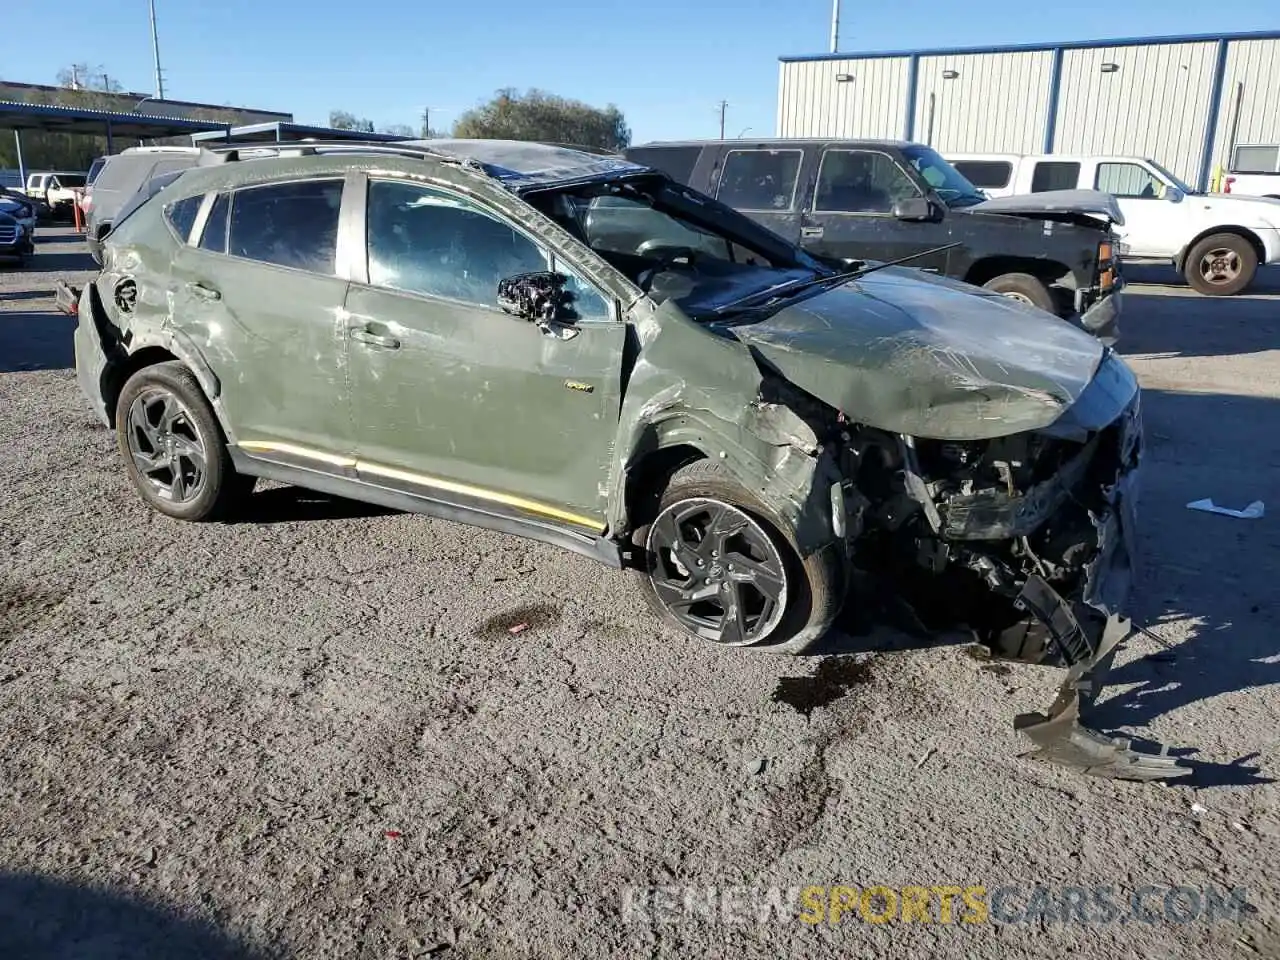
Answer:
1186, 498, 1265, 519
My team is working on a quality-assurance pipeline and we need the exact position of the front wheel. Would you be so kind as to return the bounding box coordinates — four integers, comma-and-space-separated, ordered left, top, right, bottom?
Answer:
636, 460, 845, 654
1184, 233, 1257, 296
982, 272, 1056, 313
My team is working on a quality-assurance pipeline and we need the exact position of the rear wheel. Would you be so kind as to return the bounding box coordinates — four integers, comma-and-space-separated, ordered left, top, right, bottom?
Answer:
637, 460, 844, 654
1184, 233, 1257, 296
983, 272, 1056, 313
116, 361, 253, 522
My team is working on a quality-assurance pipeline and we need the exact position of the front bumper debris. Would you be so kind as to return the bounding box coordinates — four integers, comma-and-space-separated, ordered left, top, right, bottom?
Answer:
54, 279, 80, 316
1077, 286, 1122, 346
1009, 576, 1190, 781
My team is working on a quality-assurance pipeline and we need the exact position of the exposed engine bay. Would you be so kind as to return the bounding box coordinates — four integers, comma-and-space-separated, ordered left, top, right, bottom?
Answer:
761, 373, 1189, 781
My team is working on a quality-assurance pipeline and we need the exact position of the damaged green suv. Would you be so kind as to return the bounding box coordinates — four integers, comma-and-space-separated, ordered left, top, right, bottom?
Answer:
74, 140, 1181, 779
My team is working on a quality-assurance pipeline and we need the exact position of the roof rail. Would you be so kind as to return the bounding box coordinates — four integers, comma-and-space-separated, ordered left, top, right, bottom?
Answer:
195, 140, 453, 164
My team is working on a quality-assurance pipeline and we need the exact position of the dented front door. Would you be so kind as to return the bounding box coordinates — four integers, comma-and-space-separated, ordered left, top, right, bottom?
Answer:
342, 178, 624, 529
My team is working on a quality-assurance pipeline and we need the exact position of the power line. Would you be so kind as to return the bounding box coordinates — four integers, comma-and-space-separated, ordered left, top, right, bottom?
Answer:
717, 100, 728, 140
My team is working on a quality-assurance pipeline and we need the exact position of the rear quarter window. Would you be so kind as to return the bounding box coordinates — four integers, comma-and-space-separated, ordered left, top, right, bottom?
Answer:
163, 195, 203, 242
952, 160, 1011, 190
624, 146, 703, 186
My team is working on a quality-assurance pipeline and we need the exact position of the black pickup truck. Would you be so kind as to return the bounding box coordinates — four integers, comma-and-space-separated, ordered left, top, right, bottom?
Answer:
625, 139, 1123, 342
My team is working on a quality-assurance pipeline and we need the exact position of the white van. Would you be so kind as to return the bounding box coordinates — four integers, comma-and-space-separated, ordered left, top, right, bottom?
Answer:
946, 153, 1280, 296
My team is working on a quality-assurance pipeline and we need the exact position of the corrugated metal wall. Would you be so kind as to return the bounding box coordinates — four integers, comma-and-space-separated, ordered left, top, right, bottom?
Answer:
776, 34, 1280, 190
1210, 39, 1280, 171
1052, 41, 1217, 184
777, 56, 912, 139
911, 51, 1053, 153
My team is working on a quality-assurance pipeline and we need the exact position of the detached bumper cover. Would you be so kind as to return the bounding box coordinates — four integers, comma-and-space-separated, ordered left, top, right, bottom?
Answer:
1077, 286, 1122, 346
1004, 394, 1190, 781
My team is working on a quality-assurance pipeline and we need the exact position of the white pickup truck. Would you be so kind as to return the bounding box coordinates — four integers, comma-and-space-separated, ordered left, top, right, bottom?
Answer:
23, 171, 87, 219
1218, 144, 1280, 200
947, 152, 1280, 296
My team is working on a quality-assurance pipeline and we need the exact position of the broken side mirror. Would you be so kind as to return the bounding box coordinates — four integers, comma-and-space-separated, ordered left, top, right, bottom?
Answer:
893, 196, 944, 223
497, 271, 580, 339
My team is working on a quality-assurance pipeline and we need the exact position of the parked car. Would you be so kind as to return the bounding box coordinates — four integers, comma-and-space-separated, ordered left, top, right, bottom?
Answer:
72, 139, 1179, 779
82, 146, 202, 264
0, 188, 39, 237
947, 152, 1280, 295
1217, 143, 1280, 200
624, 139, 1124, 342
23, 171, 87, 219
0, 210, 33, 266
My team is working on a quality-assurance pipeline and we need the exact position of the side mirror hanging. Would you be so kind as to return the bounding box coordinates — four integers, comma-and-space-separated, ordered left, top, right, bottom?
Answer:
498, 271, 571, 322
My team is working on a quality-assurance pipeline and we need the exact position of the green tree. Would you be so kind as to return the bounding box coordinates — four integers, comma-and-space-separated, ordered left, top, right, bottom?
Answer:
451, 88, 631, 151
329, 110, 375, 133
379, 123, 415, 138
0, 65, 123, 172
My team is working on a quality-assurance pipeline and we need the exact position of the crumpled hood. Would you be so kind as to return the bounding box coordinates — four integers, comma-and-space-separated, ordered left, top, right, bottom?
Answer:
727, 267, 1108, 440
972, 189, 1124, 226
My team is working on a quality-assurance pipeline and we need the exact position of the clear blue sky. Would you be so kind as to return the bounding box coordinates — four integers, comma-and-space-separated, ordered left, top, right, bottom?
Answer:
4, 0, 1278, 143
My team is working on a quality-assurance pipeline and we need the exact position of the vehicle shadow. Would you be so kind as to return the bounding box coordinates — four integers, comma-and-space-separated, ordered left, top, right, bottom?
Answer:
0, 870, 275, 959
0, 310, 75, 372
236, 485, 396, 524
1086, 387, 1280, 785
1124, 262, 1280, 293
1120, 282, 1280, 359
0, 289, 53, 302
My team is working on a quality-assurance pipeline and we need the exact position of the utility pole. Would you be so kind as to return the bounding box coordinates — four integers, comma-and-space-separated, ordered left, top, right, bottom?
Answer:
149, 0, 166, 100
830, 0, 840, 53
718, 100, 728, 140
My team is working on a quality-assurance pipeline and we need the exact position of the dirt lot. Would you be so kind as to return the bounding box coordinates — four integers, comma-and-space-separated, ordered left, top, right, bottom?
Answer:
2, 228, 1279, 959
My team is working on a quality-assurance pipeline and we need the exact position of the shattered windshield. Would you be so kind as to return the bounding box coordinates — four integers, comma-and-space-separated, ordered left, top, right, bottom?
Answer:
531, 177, 821, 318
902, 145, 987, 207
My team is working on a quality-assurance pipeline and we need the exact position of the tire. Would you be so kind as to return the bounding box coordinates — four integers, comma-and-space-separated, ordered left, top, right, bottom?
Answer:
1184, 233, 1257, 296
982, 272, 1056, 313
635, 459, 845, 655
115, 361, 253, 522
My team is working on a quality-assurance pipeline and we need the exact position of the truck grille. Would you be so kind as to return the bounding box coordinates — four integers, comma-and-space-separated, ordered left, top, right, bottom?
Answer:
0, 225, 18, 244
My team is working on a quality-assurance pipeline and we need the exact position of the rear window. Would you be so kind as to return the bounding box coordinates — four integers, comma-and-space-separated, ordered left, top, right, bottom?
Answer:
1231, 145, 1279, 173
716, 149, 803, 211
952, 160, 1011, 190
1030, 161, 1080, 193
624, 146, 703, 186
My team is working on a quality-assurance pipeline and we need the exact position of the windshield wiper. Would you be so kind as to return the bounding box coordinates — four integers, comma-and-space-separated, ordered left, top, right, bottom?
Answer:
712, 240, 962, 315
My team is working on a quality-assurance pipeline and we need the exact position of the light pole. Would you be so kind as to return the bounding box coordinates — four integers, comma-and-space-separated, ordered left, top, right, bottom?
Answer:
737, 127, 753, 139
149, 0, 166, 100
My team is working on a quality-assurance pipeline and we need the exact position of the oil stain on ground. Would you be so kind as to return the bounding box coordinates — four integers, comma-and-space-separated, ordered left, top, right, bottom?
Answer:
0, 578, 69, 645
771, 656, 872, 718
477, 603, 562, 639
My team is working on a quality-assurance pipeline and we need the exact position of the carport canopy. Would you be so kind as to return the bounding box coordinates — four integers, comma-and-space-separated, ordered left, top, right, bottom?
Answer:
0, 99, 230, 145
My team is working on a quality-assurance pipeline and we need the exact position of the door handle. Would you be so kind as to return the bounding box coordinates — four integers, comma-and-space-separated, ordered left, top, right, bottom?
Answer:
187, 281, 220, 301
348, 325, 400, 350
801, 225, 824, 239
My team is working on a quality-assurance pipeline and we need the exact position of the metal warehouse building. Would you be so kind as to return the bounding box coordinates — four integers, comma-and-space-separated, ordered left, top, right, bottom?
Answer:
777, 30, 1280, 191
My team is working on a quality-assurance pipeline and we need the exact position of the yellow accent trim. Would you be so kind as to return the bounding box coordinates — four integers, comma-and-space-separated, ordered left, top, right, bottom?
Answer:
238, 440, 356, 468
237, 440, 604, 531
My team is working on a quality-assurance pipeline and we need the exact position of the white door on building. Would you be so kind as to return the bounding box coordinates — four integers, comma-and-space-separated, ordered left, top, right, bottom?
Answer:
1094, 161, 1183, 258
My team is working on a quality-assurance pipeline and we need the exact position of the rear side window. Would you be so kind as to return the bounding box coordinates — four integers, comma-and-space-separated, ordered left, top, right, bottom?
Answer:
199, 193, 230, 253
1030, 161, 1080, 192
624, 146, 702, 186
716, 149, 802, 211
163, 195, 203, 242
1232, 145, 1279, 173
952, 160, 1011, 189
227, 179, 344, 274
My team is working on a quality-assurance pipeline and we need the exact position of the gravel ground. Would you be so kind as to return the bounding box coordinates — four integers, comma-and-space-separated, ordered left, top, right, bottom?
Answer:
2, 229, 1279, 959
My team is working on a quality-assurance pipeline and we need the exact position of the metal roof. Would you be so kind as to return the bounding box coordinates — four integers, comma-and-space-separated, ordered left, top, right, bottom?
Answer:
189, 121, 413, 144
780, 29, 1280, 63
0, 100, 230, 138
